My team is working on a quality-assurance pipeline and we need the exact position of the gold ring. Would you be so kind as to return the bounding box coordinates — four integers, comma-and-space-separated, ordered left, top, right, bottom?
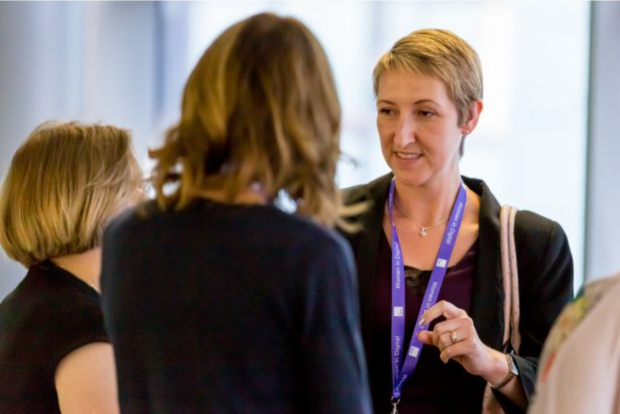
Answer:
449, 330, 458, 344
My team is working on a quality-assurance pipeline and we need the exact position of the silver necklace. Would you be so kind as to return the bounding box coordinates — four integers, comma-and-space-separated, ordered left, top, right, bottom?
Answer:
394, 199, 450, 238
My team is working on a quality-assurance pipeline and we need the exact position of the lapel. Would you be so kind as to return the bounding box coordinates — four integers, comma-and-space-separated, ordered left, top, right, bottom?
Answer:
349, 173, 393, 357
463, 176, 504, 351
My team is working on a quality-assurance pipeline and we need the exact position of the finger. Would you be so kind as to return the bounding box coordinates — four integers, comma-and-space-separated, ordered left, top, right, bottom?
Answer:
431, 318, 468, 346
417, 330, 434, 345
420, 326, 468, 350
419, 300, 466, 327
439, 340, 472, 364
432, 317, 475, 349
435, 326, 470, 352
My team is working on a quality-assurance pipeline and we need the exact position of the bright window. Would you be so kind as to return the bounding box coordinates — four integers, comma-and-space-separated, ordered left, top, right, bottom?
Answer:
171, 1, 590, 288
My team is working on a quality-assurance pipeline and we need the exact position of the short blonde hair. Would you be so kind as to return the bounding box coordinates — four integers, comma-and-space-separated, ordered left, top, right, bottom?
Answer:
150, 13, 355, 229
0, 122, 143, 267
373, 29, 483, 130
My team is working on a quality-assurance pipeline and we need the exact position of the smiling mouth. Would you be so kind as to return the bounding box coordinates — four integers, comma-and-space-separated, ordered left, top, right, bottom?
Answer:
395, 152, 422, 160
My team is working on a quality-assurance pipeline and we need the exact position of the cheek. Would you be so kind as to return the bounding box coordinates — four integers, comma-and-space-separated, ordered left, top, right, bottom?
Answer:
378, 133, 392, 157
423, 123, 460, 148
376, 121, 392, 162
377, 119, 392, 144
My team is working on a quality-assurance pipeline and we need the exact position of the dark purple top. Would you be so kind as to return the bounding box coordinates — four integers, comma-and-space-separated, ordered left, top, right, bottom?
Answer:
371, 233, 477, 414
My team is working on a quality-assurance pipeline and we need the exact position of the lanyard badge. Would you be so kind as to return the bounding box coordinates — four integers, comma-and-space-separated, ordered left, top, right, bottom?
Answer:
388, 179, 467, 409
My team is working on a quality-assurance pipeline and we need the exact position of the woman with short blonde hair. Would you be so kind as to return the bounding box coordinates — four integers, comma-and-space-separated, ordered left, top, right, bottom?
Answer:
0, 121, 143, 414
342, 28, 573, 413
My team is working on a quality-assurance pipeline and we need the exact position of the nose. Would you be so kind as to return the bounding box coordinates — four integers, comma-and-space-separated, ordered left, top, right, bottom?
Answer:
394, 114, 416, 148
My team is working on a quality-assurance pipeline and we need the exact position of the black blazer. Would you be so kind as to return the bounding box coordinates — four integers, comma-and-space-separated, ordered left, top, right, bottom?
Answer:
341, 173, 574, 413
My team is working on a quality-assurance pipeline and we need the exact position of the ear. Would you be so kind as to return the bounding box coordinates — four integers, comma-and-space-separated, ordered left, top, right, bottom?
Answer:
460, 100, 483, 135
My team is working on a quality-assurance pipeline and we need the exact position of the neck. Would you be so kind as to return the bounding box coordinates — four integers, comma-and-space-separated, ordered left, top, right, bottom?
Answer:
51, 248, 102, 292
394, 173, 462, 226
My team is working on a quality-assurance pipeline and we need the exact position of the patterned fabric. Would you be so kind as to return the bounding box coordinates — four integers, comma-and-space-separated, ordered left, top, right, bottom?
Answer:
537, 274, 620, 384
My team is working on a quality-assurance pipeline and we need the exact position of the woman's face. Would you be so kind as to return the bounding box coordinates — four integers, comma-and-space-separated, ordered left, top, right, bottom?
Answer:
376, 70, 471, 189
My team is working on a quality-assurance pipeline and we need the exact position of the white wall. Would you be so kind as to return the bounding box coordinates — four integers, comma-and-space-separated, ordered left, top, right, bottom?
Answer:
585, 2, 620, 281
0, 1, 159, 297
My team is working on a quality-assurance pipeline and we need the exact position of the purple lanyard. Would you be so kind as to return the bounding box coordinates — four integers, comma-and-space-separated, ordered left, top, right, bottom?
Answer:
389, 178, 467, 403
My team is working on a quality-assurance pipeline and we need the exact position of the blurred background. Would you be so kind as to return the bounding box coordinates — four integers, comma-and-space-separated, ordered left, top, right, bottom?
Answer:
1, 1, 618, 299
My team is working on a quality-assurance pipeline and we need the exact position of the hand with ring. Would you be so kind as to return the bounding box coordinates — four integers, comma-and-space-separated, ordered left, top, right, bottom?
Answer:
417, 300, 509, 384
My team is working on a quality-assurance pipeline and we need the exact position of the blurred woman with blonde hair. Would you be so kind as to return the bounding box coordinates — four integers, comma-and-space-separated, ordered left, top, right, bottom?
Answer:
100, 12, 371, 414
0, 122, 143, 413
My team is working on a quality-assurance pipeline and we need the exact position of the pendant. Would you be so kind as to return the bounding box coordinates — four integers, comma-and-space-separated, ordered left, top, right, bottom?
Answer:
419, 227, 428, 237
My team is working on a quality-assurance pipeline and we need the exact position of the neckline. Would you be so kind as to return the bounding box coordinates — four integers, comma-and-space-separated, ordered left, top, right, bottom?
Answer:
34, 260, 100, 295
381, 231, 478, 273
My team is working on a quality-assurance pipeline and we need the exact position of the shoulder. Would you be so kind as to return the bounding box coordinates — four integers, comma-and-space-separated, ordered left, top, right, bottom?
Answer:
102, 199, 191, 251
106, 198, 353, 265
340, 174, 392, 243
467, 176, 569, 250
41, 269, 108, 362
508, 210, 573, 294
1, 265, 104, 326
284, 213, 355, 269
104, 199, 160, 240
342, 173, 392, 205
533, 273, 620, 414
586, 273, 620, 318
515, 210, 563, 235
470, 176, 572, 283
342, 182, 368, 205
514, 210, 569, 254
0, 265, 107, 372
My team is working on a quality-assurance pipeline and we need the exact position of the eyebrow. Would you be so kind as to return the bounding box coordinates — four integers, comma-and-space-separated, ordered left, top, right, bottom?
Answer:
414, 99, 441, 107
376, 99, 441, 107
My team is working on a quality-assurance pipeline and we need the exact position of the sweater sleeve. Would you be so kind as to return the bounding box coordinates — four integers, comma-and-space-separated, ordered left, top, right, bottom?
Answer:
297, 232, 373, 414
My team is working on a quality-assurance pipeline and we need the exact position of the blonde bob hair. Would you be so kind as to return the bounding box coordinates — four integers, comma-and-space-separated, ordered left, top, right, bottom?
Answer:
150, 13, 353, 229
0, 122, 143, 267
373, 29, 483, 155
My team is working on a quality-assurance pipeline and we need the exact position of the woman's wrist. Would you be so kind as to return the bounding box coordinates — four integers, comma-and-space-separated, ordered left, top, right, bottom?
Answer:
481, 348, 510, 385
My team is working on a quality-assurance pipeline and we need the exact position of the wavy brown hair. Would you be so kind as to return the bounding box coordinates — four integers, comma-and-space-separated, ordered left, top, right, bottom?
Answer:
150, 13, 358, 228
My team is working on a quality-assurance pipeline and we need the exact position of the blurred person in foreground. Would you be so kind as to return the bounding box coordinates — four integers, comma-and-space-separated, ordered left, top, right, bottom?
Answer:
528, 271, 620, 414
0, 122, 143, 413
100, 12, 372, 414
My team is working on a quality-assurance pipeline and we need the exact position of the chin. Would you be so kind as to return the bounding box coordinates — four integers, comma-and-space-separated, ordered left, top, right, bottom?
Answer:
392, 171, 431, 188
